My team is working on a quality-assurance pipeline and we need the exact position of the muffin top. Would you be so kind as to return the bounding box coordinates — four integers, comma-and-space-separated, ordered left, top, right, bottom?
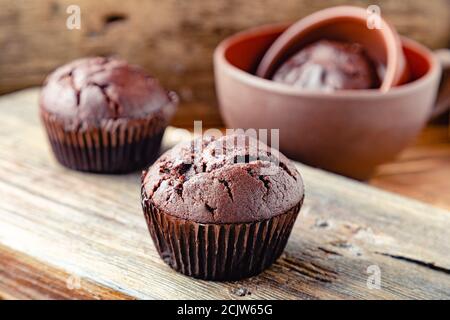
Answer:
273, 40, 380, 91
142, 134, 304, 224
40, 57, 177, 123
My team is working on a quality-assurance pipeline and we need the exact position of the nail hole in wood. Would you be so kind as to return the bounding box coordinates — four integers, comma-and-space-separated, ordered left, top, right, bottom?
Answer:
103, 14, 127, 26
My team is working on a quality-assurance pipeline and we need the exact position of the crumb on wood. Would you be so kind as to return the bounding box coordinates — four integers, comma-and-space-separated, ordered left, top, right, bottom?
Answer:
230, 287, 251, 297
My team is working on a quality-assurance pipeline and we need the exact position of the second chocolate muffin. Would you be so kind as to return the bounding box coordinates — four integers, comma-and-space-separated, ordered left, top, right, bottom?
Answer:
40, 57, 177, 173
141, 134, 304, 280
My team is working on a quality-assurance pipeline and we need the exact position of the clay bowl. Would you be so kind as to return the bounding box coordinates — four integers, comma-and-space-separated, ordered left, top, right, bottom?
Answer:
256, 6, 409, 92
214, 24, 441, 180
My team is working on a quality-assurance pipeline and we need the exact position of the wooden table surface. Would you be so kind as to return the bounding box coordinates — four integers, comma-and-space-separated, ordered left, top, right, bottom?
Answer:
0, 89, 449, 300
370, 122, 450, 210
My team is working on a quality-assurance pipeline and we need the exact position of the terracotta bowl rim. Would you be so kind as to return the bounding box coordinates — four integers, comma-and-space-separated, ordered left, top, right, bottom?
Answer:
255, 6, 402, 92
214, 22, 440, 100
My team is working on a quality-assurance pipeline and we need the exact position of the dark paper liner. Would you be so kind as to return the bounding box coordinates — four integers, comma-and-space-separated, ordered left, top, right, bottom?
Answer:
141, 186, 302, 281
41, 111, 167, 173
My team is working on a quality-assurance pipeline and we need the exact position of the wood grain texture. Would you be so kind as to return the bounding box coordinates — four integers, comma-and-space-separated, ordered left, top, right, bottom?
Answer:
1, 0, 449, 127
0, 245, 133, 300
0, 89, 450, 299
371, 124, 450, 210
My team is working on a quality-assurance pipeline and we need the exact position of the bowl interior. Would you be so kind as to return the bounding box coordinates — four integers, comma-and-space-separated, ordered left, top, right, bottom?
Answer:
223, 26, 431, 91
224, 28, 283, 76
403, 41, 432, 82
261, 18, 390, 80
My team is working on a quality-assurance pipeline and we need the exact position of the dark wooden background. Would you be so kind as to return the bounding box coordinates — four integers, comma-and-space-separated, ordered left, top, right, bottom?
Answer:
1, 0, 449, 127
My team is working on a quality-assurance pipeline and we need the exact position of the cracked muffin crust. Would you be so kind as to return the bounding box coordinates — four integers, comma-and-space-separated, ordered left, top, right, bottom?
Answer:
142, 134, 304, 223
40, 57, 177, 173
141, 133, 304, 280
144, 135, 303, 223
273, 40, 380, 91
40, 57, 176, 124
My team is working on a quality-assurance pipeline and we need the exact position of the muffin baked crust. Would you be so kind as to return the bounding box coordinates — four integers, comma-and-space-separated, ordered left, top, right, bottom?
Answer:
40, 57, 177, 173
143, 134, 304, 224
40, 57, 176, 124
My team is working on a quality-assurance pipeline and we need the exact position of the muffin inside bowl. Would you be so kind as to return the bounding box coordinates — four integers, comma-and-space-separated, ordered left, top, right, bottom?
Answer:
216, 24, 435, 93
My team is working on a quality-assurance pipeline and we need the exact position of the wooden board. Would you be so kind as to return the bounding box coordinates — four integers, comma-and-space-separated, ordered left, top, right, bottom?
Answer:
370, 124, 450, 211
1, 0, 449, 127
0, 245, 133, 300
0, 88, 450, 300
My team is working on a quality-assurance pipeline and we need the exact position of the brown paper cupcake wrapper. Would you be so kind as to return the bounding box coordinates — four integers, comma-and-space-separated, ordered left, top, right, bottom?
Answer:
41, 111, 166, 173
142, 186, 302, 281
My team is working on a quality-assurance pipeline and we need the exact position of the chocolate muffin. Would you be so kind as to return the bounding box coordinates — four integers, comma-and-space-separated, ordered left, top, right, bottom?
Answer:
141, 134, 304, 280
40, 57, 177, 173
273, 40, 380, 91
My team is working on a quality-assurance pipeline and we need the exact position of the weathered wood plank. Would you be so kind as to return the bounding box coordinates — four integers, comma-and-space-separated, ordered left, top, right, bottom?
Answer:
0, 89, 449, 299
370, 125, 450, 210
0, 245, 133, 300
